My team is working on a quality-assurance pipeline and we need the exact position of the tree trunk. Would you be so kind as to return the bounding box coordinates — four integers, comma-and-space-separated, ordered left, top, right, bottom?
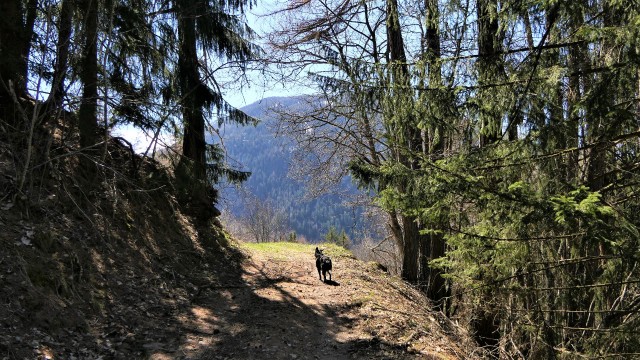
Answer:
586, 1, 618, 193
400, 215, 420, 283
386, 0, 408, 79
425, 0, 443, 153
477, 0, 503, 146
47, 0, 74, 109
386, 0, 421, 288
566, 3, 586, 184
178, 0, 206, 173
421, 0, 449, 311
21, 0, 38, 86
384, 0, 449, 308
175, 0, 214, 220
473, 0, 503, 347
420, 228, 448, 309
0, 0, 28, 119
78, 0, 100, 150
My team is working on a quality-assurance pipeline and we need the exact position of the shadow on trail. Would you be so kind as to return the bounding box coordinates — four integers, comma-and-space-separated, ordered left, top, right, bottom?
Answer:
143, 246, 419, 360
2, 140, 428, 359
324, 279, 340, 286
186, 254, 351, 359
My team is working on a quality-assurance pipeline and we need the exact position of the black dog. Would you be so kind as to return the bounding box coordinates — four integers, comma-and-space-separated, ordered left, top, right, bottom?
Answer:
315, 247, 332, 282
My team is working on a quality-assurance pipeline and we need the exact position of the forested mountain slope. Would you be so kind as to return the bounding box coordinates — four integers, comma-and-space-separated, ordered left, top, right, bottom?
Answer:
218, 96, 372, 242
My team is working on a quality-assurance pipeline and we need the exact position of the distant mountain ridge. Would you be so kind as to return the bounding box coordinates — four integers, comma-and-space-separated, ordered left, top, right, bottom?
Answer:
238, 96, 307, 118
218, 96, 368, 242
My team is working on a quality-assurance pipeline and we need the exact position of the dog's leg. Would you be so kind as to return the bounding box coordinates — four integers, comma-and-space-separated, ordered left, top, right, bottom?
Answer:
329, 270, 331, 281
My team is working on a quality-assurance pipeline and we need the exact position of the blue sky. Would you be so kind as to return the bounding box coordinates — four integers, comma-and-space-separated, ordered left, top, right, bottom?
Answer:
224, 1, 314, 108
116, 1, 308, 150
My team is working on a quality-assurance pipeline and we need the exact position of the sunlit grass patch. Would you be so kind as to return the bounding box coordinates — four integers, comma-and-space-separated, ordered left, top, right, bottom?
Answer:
314, 242, 353, 258
241, 241, 312, 255
240, 241, 352, 260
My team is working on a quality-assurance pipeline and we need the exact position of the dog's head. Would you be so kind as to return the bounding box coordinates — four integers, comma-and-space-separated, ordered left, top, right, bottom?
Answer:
315, 247, 323, 259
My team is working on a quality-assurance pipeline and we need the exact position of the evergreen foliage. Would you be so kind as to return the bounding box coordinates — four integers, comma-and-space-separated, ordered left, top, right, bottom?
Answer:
323, 225, 349, 248
1, 0, 259, 222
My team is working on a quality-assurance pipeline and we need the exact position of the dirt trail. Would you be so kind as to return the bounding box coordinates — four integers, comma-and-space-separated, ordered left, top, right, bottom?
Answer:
156, 243, 473, 360
185, 250, 357, 359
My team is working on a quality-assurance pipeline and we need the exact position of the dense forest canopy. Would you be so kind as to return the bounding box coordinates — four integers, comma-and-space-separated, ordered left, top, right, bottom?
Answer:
2, 0, 640, 357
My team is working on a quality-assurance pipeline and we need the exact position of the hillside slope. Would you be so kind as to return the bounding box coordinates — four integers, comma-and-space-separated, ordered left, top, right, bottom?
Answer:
1, 135, 480, 359
0, 136, 242, 359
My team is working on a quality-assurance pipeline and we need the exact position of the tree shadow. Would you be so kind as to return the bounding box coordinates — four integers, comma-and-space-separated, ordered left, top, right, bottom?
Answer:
142, 245, 423, 359
164, 251, 353, 359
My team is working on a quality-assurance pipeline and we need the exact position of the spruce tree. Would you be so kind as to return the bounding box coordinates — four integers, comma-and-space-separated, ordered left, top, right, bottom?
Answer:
172, 0, 257, 219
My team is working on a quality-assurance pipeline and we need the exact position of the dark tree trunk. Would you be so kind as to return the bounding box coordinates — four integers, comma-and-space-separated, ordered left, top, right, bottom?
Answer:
421, 0, 449, 311
78, 0, 100, 150
175, 0, 214, 220
586, 1, 618, 194
385, 0, 449, 308
178, 10, 207, 178
420, 229, 448, 308
387, 0, 421, 287
473, 0, 503, 347
400, 215, 420, 283
477, 0, 503, 146
424, 0, 443, 153
0, 0, 28, 120
566, 2, 587, 184
386, 0, 408, 78
425, 0, 441, 87
47, 0, 74, 109
21, 0, 38, 85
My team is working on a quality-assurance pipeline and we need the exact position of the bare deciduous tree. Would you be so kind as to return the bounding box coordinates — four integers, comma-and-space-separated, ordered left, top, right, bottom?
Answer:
242, 192, 289, 243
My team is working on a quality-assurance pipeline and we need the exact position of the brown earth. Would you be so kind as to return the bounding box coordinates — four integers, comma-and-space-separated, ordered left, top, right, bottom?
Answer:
0, 136, 481, 359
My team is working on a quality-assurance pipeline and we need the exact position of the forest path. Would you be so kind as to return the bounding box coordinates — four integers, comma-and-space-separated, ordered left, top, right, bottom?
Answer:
150, 242, 469, 360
